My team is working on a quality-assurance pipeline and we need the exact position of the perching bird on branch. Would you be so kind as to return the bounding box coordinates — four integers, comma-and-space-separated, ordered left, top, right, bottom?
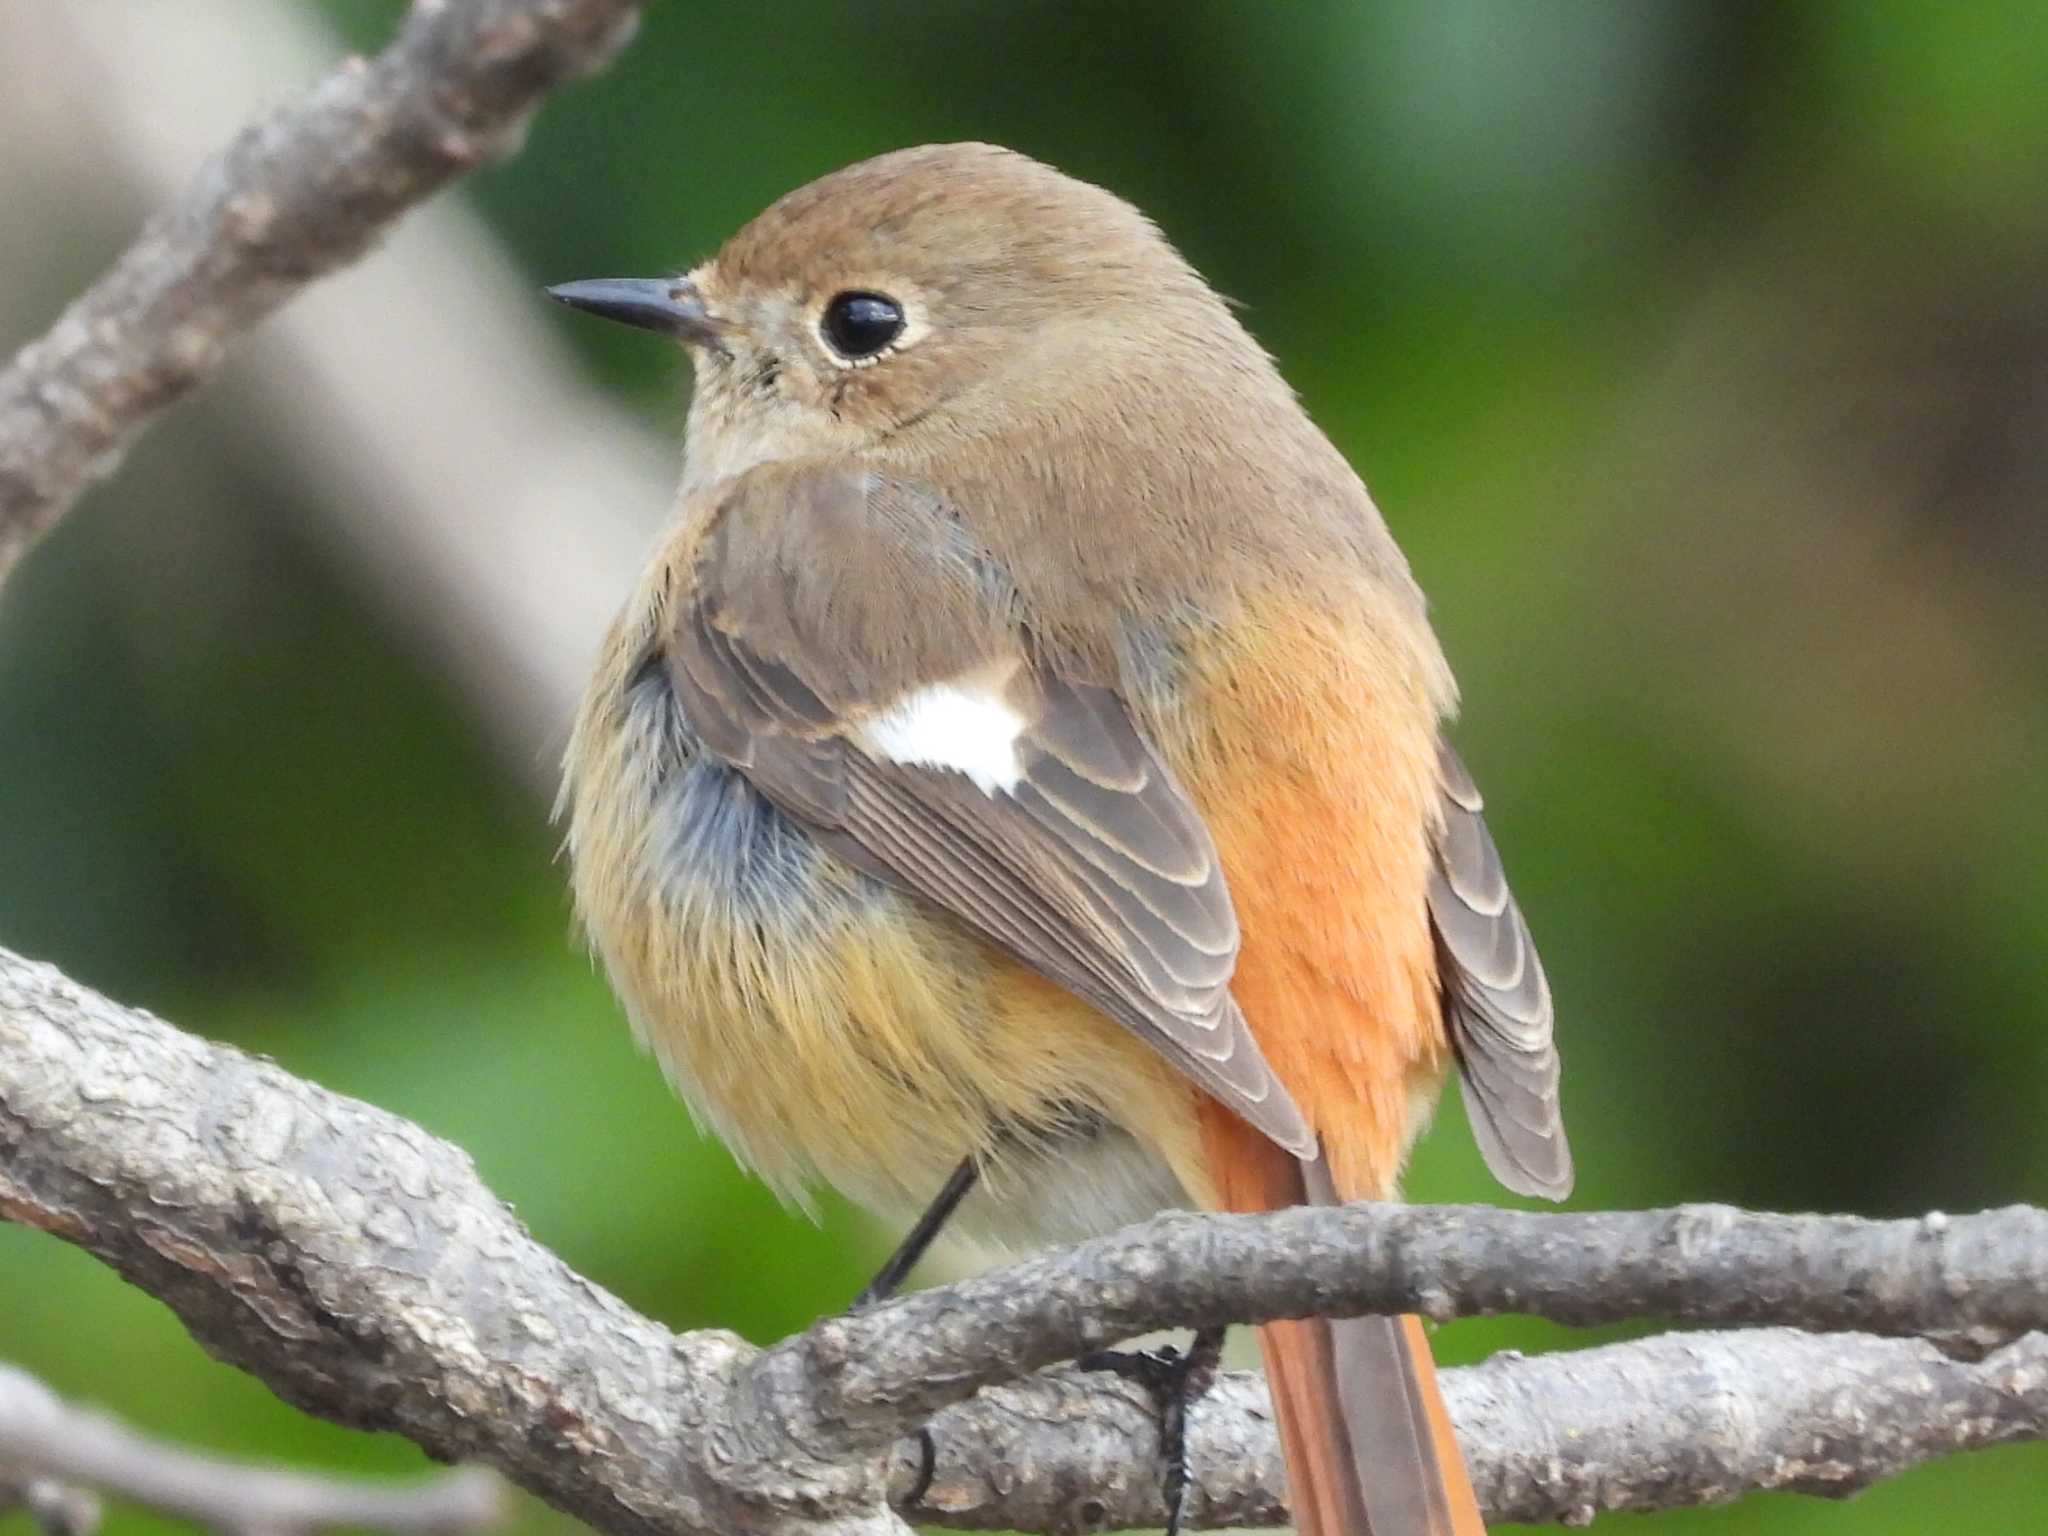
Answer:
555, 142, 1569, 1536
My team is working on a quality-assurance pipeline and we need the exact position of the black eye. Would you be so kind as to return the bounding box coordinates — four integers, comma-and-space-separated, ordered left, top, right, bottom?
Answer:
821, 291, 905, 359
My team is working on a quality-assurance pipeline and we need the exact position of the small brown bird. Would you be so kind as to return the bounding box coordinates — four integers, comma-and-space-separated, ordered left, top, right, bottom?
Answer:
554, 143, 1568, 1536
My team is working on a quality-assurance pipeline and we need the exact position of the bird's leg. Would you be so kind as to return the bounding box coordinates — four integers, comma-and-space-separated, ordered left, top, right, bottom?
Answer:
1079, 1324, 1227, 1536
852, 1157, 979, 1310
852, 1158, 981, 1509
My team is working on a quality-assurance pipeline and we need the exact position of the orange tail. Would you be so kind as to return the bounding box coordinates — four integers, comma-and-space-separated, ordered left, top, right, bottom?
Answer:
1204, 1112, 1484, 1536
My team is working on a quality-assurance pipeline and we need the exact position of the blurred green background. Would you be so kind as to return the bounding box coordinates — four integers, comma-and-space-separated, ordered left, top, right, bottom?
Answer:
2, 1, 2044, 1532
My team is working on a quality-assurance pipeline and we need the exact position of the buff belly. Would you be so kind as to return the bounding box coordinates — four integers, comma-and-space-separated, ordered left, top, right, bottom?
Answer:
565, 662, 1205, 1247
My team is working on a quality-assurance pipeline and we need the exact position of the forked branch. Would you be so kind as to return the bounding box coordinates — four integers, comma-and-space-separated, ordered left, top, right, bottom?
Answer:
3, 946, 2042, 1534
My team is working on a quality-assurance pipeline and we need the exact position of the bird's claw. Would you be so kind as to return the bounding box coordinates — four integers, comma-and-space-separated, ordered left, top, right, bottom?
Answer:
1078, 1325, 1226, 1536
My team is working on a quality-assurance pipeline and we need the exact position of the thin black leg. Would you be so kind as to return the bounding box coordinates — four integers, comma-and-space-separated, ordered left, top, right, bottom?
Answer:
1079, 1324, 1226, 1536
853, 1157, 979, 1309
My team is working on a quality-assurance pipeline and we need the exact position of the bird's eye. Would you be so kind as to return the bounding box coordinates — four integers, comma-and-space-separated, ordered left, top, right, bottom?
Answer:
821, 291, 905, 360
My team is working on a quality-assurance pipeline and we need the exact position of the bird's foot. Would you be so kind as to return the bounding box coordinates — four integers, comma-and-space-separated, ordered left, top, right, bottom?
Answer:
1078, 1324, 1226, 1536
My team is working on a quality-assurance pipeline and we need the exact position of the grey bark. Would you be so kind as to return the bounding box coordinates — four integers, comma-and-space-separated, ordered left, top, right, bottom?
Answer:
0, 1362, 503, 1536
899, 1330, 2048, 1530
3, 945, 2043, 1533
826, 1200, 2043, 1425
0, 0, 646, 582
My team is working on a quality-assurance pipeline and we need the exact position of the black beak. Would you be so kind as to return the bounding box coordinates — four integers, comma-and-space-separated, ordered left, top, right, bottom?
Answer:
545, 277, 723, 347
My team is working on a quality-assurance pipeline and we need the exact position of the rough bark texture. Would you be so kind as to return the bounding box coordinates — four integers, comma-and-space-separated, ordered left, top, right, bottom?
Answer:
0, 0, 645, 582
897, 1330, 2048, 1530
827, 1199, 2045, 1422
3, 946, 2043, 1533
0, 949, 897, 1536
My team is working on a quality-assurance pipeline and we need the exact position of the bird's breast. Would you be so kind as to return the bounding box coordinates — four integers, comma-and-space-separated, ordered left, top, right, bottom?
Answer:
563, 637, 1196, 1237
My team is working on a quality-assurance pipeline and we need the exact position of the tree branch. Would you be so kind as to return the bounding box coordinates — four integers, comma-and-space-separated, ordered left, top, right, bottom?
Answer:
898, 1330, 2048, 1529
4, 944, 2043, 1533
0, 1362, 504, 1536
0, 0, 645, 583
813, 1199, 2042, 1437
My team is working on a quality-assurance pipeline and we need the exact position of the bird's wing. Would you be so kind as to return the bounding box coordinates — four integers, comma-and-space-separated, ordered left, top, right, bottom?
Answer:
660, 463, 1315, 1157
1428, 740, 1573, 1198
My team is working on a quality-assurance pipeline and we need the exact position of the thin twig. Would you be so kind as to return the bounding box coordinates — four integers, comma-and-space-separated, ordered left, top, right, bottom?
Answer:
0, 0, 645, 583
4, 945, 2045, 1534
0, 1363, 502, 1536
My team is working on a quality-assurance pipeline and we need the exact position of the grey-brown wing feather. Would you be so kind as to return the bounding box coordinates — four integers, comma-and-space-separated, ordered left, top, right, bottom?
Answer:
1429, 741, 1572, 1199
663, 466, 1315, 1158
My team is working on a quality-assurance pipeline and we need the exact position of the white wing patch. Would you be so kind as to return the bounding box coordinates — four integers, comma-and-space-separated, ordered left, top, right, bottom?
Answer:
856, 680, 1027, 796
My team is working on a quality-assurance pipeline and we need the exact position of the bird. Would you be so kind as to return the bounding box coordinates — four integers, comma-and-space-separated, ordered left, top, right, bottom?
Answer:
552, 141, 1569, 1536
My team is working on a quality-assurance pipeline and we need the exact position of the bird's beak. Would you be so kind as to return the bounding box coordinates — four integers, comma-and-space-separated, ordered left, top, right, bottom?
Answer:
545, 277, 725, 348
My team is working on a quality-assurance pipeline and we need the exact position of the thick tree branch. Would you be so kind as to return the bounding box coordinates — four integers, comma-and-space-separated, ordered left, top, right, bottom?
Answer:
898, 1330, 2048, 1529
0, 1362, 503, 1536
3, 944, 2044, 1533
0, 0, 645, 583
